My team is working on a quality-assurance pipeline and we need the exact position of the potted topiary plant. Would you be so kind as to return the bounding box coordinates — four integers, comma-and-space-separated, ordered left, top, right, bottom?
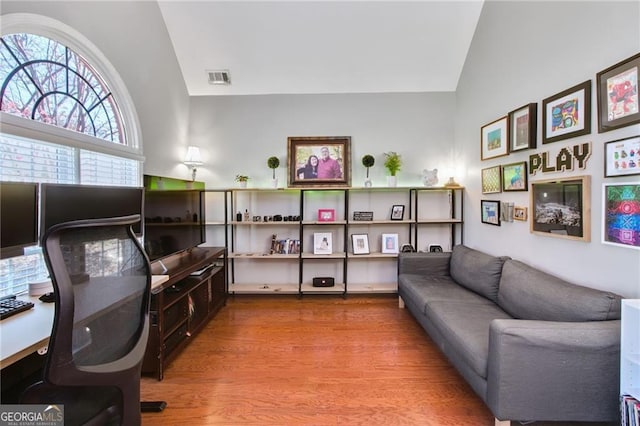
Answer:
361, 154, 375, 187
235, 174, 249, 188
267, 156, 280, 188
383, 152, 402, 186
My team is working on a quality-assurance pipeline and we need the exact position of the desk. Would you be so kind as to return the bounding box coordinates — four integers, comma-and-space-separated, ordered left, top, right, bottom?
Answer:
0, 275, 169, 369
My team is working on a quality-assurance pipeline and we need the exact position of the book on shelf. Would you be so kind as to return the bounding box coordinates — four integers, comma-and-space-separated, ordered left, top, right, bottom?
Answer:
621, 394, 640, 426
270, 234, 300, 255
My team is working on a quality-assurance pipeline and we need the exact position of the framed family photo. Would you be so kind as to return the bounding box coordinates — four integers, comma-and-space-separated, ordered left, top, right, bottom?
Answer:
502, 161, 528, 192
351, 234, 370, 255
481, 166, 501, 194
481, 116, 509, 160
390, 205, 405, 220
542, 80, 591, 144
288, 136, 351, 187
481, 200, 500, 226
317, 209, 335, 222
509, 103, 537, 152
604, 135, 640, 178
602, 182, 640, 250
514, 206, 528, 221
596, 52, 640, 133
381, 233, 399, 254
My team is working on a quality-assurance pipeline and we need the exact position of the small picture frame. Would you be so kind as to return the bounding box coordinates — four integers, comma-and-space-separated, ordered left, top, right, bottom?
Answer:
390, 205, 405, 220
481, 166, 501, 194
381, 233, 399, 254
481, 200, 501, 226
602, 182, 640, 250
542, 80, 591, 144
604, 135, 640, 178
509, 103, 537, 152
513, 206, 528, 221
501, 161, 528, 192
481, 116, 509, 160
596, 52, 640, 133
313, 232, 333, 255
351, 234, 370, 255
318, 209, 336, 222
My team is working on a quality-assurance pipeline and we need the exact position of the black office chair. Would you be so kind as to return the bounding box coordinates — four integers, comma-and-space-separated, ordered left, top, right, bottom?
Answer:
21, 215, 151, 426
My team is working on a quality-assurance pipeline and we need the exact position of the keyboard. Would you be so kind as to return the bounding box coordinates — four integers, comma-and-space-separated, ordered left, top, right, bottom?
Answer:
0, 298, 35, 320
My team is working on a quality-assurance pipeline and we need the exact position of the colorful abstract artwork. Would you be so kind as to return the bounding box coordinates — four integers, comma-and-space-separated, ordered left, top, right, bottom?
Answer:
603, 183, 640, 250
605, 136, 640, 177
597, 53, 640, 132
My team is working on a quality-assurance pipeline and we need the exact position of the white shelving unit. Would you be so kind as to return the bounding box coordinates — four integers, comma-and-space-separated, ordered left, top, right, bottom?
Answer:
621, 299, 640, 400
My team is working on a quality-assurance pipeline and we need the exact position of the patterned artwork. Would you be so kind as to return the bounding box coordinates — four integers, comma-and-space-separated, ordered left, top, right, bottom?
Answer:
603, 183, 640, 250
482, 166, 501, 194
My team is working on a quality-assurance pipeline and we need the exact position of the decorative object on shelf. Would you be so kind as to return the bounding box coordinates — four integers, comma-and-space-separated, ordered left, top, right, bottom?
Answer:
401, 243, 415, 253
183, 146, 204, 181
381, 233, 399, 254
287, 136, 351, 187
501, 161, 528, 192
602, 182, 640, 250
362, 154, 375, 187
604, 136, 640, 177
351, 234, 370, 255
390, 205, 405, 220
267, 156, 280, 188
317, 209, 335, 222
530, 175, 591, 241
383, 151, 402, 187
428, 245, 443, 252
596, 52, 640, 133
542, 80, 591, 144
313, 232, 333, 255
312, 277, 335, 287
501, 202, 515, 222
422, 168, 438, 187
513, 206, 528, 221
482, 166, 501, 194
352, 211, 373, 221
235, 174, 249, 188
481, 116, 509, 160
481, 200, 501, 226
509, 103, 537, 152
443, 177, 461, 188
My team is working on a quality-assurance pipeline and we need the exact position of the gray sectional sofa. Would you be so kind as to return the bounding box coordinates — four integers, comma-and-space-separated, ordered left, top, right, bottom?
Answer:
398, 245, 622, 424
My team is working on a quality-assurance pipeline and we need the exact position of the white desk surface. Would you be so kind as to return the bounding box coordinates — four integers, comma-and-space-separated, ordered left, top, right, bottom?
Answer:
0, 274, 169, 369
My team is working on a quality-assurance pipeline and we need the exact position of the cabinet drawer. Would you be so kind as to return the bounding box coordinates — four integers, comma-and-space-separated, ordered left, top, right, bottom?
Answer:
163, 297, 188, 332
163, 322, 187, 357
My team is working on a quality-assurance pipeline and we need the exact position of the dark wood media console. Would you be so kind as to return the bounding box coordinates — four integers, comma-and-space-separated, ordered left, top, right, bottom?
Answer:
142, 246, 226, 380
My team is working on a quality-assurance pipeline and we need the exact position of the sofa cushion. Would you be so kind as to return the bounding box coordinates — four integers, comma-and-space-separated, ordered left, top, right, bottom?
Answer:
449, 245, 510, 303
497, 260, 622, 321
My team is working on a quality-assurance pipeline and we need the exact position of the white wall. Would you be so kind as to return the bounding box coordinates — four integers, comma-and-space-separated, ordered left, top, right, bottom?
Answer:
455, 0, 640, 297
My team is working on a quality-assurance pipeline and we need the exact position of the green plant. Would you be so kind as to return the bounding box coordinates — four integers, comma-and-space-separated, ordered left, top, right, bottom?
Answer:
235, 174, 249, 182
361, 154, 375, 178
383, 152, 402, 176
267, 156, 280, 179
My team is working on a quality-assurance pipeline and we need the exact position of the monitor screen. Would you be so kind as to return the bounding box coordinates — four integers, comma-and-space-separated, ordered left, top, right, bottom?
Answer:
0, 182, 39, 259
40, 183, 144, 237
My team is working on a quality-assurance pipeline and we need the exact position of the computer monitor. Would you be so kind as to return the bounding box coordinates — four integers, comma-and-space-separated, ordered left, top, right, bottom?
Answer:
0, 182, 39, 259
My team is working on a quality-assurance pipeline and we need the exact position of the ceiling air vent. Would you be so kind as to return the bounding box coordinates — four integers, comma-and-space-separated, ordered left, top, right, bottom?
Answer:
207, 70, 231, 85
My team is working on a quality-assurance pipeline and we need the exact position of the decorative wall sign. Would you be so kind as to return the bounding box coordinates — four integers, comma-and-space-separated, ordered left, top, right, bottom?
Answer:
481, 116, 509, 160
597, 52, 640, 133
352, 211, 373, 221
542, 80, 591, 144
602, 182, 640, 249
482, 166, 501, 194
529, 142, 591, 175
604, 135, 640, 178
509, 103, 537, 152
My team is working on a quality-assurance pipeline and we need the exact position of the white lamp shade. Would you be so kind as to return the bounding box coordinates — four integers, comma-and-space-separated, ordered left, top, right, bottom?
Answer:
184, 146, 203, 166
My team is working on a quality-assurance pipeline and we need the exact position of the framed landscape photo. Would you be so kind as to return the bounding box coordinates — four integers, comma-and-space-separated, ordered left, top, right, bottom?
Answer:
604, 135, 640, 178
542, 80, 591, 144
530, 176, 591, 242
502, 161, 528, 192
481, 116, 509, 160
602, 182, 640, 250
481, 165, 501, 194
313, 232, 333, 255
381, 233, 399, 254
481, 200, 500, 226
351, 234, 370, 255
509, 103, 537, 152
288, 136, 351, 187
596, 52, 640, 133
390, 205, 405, 220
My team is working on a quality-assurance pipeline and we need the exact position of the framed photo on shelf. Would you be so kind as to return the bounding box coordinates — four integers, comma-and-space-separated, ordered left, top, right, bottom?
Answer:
501, 161, 528, 192
509, 103, 537, 152
318, 209, 336, 222
381, 233, 399, 254
481, 166, 501, 194
530, 176, 591, 242
390, 205, 405, 220
287, 136, 351, 187
481, 200, 501, 226
542, 80, 591, 144
313, 232, 333, 255
602, 182, 640, 250
596, 52, 640, 133
514, 206, 528, 221
604, 135, 640, 178
351, 234, 370, 255
481, 116, 509, 160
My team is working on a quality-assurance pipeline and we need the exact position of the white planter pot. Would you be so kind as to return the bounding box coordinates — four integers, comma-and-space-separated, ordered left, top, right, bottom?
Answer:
387, 176, 397, 187
271, 178, 278, 188
238, 181, 247, 188
364, 178, 372, 188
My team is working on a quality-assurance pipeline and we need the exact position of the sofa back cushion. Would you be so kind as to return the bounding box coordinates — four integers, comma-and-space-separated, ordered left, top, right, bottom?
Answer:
449, 245, 509, 302
497, 260, 622, 321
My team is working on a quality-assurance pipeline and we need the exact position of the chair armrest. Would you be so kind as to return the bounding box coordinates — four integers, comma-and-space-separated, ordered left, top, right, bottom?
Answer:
486, 318, 620, 422
397, 252, 451, 277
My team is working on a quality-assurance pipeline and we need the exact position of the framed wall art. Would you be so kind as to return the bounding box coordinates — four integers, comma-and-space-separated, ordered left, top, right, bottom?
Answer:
288, 136, 351, 187
509, 103, 537, 152
481, 166, 501, 194
390, 205, 405, 220
602, 182, 640, 250
596, 52, 640, 133
542, 80, 591, 144
481, 116, 509, 160
313, 232, 333, 255
351, 234, 370, 255
317, 209, 335, 222
604, 135, 640, 178
481, 200, 500, 226
514, 206, 528, 221
502, 161, 528, 192
530, 176, 591, 242
381, 233, 399, 254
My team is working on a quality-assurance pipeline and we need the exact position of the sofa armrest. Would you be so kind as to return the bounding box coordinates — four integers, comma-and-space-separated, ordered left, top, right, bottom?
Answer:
397, 252, 451, 277
486, 319, 620, 422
